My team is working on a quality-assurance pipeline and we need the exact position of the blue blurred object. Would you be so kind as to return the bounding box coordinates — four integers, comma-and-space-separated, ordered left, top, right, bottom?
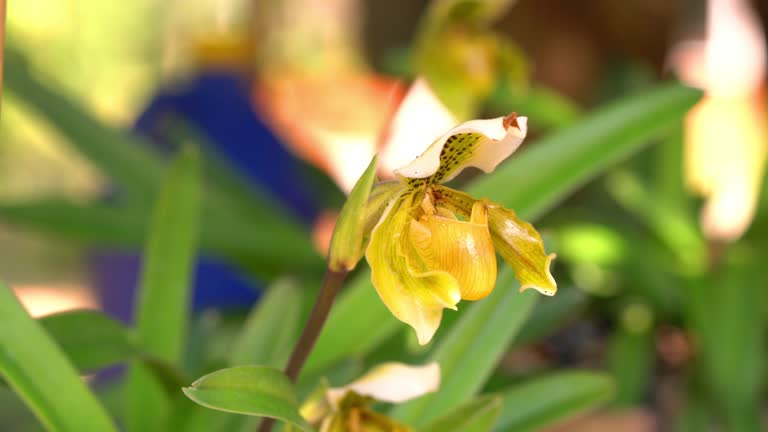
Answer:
135, 71, 320, 224
95, 69, 321, 321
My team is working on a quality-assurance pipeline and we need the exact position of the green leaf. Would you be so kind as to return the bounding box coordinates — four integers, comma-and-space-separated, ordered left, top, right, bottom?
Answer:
124, 364, 173, 432
651, 122, 686, 206
328, 155, 379, 271
512, 287, 586, 347
126, 146, 202, 432
39, 309, 136, 372
418, 395, 502, 432
687, 247, 767, 431
229, 279, 303, 367
134, 145, 202, 362
606, 319, 654, 407
606, 170, 705, 275
27, 310, 186, 395
0, 283, 117, 431
391, 269, 537, 424
0, 200, 145, 246
0, 199, 321, 279
469, 83, 703, 220
494, 371, 615, 432
182, 366, 313, 431
304, 83, 701, 380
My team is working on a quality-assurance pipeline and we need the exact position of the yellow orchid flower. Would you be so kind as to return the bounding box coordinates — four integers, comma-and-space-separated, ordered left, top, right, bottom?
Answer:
364, 113, 557, 345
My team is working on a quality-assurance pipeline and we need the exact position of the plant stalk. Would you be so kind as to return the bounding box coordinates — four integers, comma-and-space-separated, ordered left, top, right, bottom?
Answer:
258, 267, 348, 432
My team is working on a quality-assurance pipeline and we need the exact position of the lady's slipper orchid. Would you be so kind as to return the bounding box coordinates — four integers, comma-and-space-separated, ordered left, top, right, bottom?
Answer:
364, 113, 557, 345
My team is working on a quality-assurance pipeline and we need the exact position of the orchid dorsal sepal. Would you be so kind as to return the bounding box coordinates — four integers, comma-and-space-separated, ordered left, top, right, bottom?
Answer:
394, 112, 527, 184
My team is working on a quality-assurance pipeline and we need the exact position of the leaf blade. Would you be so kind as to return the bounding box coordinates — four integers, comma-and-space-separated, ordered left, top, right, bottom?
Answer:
183, 366, 312, 431
418, 394, 502, 432
469, 83, 703, 220
126, 146, 202, 432
134, 145, 202, 362
38, 309, 137, 372
0, 284, 117, 431
391, 269, 538, 424
229, 279, 304, 367
494, 371, 615, 432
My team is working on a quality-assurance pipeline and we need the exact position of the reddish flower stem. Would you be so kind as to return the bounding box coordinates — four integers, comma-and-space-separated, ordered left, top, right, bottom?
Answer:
258, 267, 348, 432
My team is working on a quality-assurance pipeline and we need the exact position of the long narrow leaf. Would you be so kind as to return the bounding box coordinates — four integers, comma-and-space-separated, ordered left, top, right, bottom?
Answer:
606, 326, 653, 407
687, 251, 767, 431
39, 310, 137, 372
0, 200, 144, 246
229, 279, 303, 367
512, 287, 585, 347
391, 269, 537, 424
0, 284, 117, 431
126, 146, 202, 432
493, 371, 615, 432
0, 199, 322, 278
469, 83, 702, 219
134, 146, 202, 362
418, 395, 502, 432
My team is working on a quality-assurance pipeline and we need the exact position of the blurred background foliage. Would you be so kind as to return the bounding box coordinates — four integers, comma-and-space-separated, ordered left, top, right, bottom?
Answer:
0, 0, 767, 431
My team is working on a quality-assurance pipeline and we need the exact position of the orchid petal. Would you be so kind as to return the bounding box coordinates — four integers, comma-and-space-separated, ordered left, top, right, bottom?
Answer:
394, 113, 527, 184
365, 191, 462, 345
434, 186, 557, 296
327, 363, 440, 406
409, 200, 497, 300
486, 202, 557, 296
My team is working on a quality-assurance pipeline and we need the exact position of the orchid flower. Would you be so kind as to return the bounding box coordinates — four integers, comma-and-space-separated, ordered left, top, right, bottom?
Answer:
300, 363, 439, 432
349, 113, 557, 345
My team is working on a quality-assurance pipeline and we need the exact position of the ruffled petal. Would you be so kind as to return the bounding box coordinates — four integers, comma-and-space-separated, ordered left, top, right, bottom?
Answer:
485, 202, 557, 296
394, 113, 527, 184
365, 191, 462, 345
408, 200, 497, 300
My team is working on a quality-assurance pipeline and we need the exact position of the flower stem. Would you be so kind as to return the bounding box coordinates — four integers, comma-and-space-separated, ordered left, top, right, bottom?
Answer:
285, 267, 348, 381
258, 267, 348, 432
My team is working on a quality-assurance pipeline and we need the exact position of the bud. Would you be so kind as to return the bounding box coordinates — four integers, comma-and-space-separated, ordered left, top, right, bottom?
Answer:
328, 156, 403, 271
